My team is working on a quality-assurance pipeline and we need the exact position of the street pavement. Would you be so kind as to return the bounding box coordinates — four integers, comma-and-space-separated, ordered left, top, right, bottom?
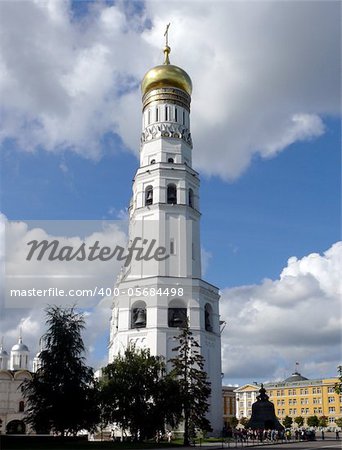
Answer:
190, 439, 341, 450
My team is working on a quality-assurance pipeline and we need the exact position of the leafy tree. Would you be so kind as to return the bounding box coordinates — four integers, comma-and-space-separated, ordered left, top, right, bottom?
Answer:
294, 416, 304, 427
239, 417, 249, 427
334, 366, 342, 394
169, 320, 212, 445
283, 416, 293, 428
21, 305, 99, 435
229, 417, 239, 428
335, 417, 342, 428
319, 416, 328, 428
307, 415, 319, 427
100, 346, 182, 440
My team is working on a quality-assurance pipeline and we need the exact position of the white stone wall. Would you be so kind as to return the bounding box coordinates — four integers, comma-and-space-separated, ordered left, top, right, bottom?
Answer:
0, 370, 32, 434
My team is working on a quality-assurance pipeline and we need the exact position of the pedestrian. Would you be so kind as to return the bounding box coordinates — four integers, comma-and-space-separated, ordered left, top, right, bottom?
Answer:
321, 430, 325, 440
167, 430, 172, 443
336, 430, 340, 440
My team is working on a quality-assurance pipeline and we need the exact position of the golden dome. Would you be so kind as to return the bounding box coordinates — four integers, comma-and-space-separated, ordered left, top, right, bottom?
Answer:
141, 45, 192, 97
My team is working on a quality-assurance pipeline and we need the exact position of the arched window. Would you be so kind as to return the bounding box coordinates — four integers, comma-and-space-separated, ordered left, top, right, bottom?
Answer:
131, 301, 147, 329
150, 159, 156, 164
205, 303, 213, 332
145, 185, 153, 206
189, 188, 194, 208
156, 107, 159, 122
19, 401, 25, 412
165, 106, 169, 121
168, 300, 187, 328
148, 109, 151, 125
182, 110, 185, 125
168, 157, 174, 163
167, 184, 177, 204
175, 107, 178, 122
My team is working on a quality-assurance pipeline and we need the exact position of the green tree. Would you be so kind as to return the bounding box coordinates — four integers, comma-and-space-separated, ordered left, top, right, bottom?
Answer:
294, 416, 304, 427
169, 320, 212, 445
335, 417, 342, 428
239, 417, 249, 427
100, 346, 182, 440
319, 416, 328, 428
283, 416, 293, 428
307, 415, 319, 427
229, 417, 239, 428
335, 366, 342, 394
21, 305, 99, 435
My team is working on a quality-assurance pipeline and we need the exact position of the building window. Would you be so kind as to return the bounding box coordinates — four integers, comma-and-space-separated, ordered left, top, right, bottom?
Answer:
300, 388, 308, 395
328, 407, 335, 413
328, 417, 335, 423
328, 387, 335, 393
148, 109, 151, 125
183, 110, 185, 125
156, 107, 159, 122
175, 107, 178, 122
131, 306, 147, 329
168, 307, 187, 328
170, 239, 175, 255
168, 157, 174, 163
188, 188, 194, 208
145, 185, 153, 206
167, 184, 177, 204
19, 401, 25, 412
328, 396, 335, 403
150, 159, 156, 164
204, 303, 213, 332
165, 106, 169, 121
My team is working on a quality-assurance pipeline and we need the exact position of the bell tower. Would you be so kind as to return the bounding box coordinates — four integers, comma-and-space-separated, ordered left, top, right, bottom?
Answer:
108, 31, 222, 434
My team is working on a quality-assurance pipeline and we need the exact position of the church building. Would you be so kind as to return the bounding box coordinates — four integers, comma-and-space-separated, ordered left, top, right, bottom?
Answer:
0, 337, 39, 434
108, 34, 223, 434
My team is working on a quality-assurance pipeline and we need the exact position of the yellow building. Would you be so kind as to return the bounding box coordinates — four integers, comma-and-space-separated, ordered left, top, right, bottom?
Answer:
222, 386, 237, 428
234, 372, 341, 427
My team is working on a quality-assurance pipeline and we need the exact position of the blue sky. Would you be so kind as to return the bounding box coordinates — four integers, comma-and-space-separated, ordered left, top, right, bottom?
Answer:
1, 117, 339, 288
0, 0, 340, 385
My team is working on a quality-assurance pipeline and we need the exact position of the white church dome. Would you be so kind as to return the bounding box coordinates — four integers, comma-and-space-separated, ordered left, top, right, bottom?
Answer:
0, 347, 9, 357
11, 338, 29, 353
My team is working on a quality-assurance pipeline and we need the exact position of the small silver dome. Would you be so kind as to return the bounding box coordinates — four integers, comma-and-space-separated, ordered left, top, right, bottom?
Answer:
284, 371, 308, 383
0, 347, 9, 357
11, 338, 29, 353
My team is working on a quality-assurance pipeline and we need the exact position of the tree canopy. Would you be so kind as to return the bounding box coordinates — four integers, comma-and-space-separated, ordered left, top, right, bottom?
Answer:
306, 415, 319, 427
21, 305, 99, 435
282, 416, 293, 428
169, 320, 212, 445
294, 416, 304, 427
99, 346, 182, 440
318, 416, 328, 428
335, 365, 342, 394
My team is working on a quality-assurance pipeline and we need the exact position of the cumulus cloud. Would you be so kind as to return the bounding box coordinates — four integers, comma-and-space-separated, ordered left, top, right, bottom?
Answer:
0, 1, 339, 179
220, 242, 342, 384
0, 213, 126, 365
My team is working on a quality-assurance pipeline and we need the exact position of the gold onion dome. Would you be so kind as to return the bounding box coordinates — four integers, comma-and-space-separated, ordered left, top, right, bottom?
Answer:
141, 45, 192, 97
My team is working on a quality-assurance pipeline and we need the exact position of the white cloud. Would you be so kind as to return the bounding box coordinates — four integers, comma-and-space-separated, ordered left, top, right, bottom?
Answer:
0, 212, 126, 367
1, 214, 341, 381
220, 242, 342, 383
0, 1, 339, 179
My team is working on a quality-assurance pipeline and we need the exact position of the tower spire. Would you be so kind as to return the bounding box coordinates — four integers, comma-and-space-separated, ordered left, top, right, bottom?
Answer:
163, 23, 171, 64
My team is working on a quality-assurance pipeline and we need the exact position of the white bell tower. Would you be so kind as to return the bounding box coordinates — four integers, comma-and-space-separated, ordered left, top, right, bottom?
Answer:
109, 36, 222, 434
